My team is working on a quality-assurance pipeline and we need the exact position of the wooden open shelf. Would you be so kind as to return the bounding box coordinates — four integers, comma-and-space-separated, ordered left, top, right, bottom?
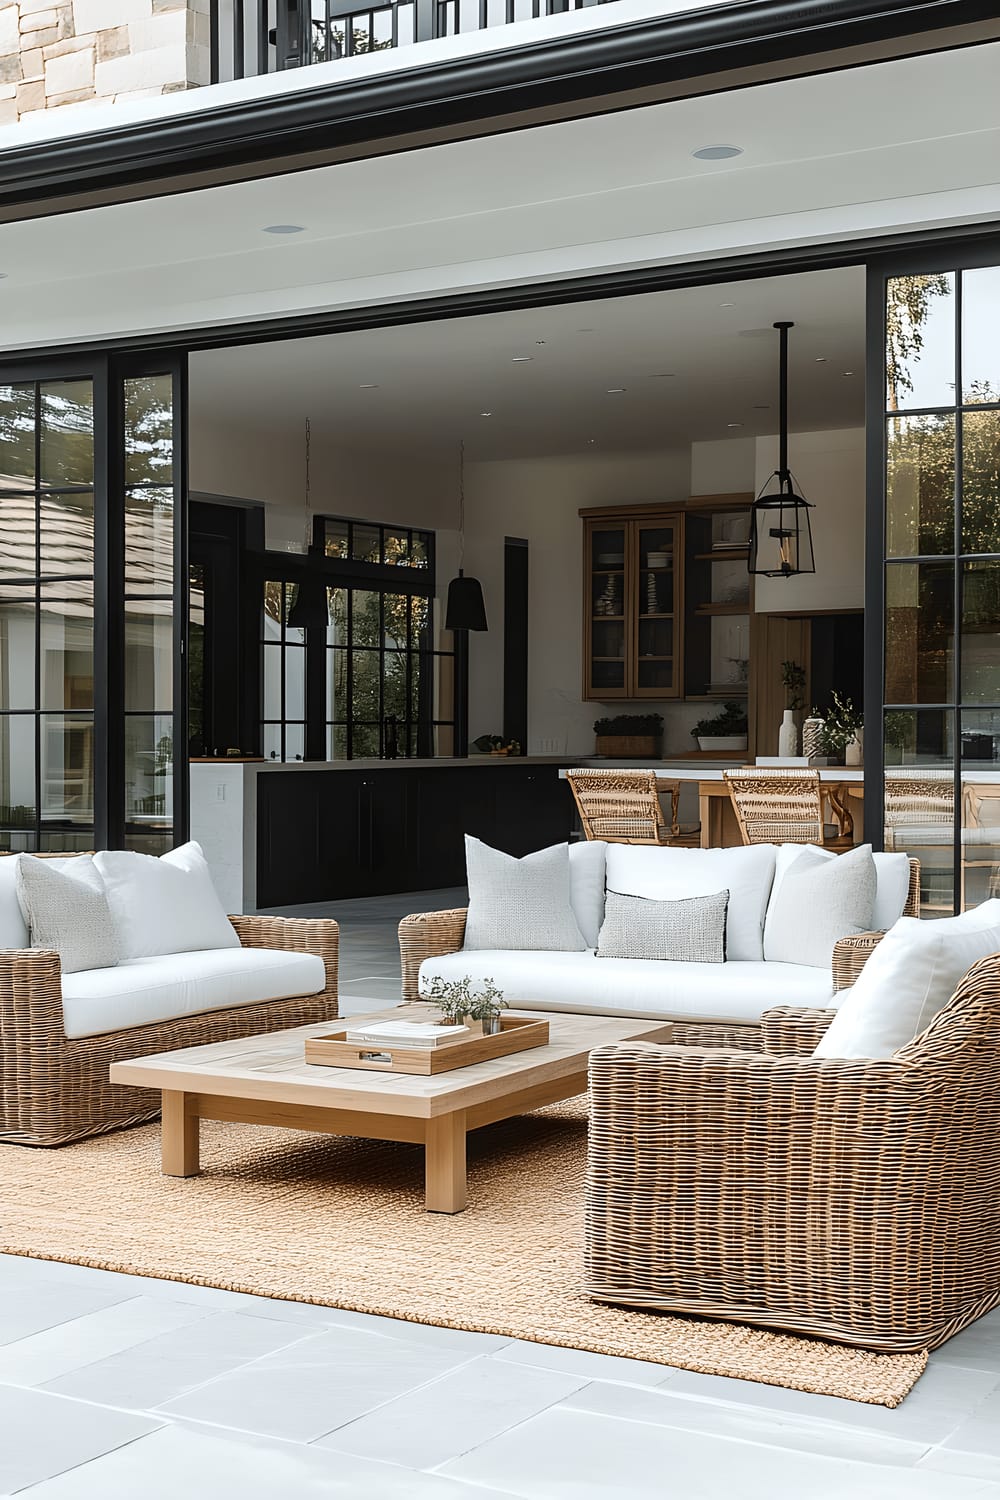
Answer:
696, 602, 751, 616
695, 549, 750, 562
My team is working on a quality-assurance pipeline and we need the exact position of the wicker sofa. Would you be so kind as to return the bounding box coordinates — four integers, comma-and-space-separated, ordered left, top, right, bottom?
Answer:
398, 852, 920, 1045
0, 855, 339, 1147
584, 952, 1000, 1352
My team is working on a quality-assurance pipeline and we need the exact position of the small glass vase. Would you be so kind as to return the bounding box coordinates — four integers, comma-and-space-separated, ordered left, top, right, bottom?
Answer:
480, 1015, 503, 1036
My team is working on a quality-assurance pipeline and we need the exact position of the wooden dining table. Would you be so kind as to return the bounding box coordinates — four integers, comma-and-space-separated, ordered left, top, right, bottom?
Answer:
689, 768, 864, 848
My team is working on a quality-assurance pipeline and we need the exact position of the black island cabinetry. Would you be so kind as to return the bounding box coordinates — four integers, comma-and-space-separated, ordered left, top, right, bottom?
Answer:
255, 762, 575, 908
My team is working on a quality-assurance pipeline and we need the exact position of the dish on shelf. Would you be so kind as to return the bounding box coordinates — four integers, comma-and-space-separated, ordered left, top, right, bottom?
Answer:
596, 553, 624, 566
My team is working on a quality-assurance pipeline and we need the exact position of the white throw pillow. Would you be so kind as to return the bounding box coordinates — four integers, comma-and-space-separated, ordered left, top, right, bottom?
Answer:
815, 900, 1000, 1059
94, 840, 240, 961
604, 844, 776, 960
765, 844, 911, 945
763, 844, 876, 969
15, 854, 119, 974
568, 840, 607, 949
463, 837, 586, 952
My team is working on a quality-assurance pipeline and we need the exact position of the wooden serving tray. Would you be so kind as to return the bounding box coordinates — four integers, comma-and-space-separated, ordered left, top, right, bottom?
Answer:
304, 1015, 550, 1075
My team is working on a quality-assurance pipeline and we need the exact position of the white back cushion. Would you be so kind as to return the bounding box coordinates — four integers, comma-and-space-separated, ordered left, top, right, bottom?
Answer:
815, 900, 1000, 1059
568, 840, 607, 949
94, 841, 240, 960
604, 844, 776, 960
0, 856, 29, 947
765, 844, 911, 953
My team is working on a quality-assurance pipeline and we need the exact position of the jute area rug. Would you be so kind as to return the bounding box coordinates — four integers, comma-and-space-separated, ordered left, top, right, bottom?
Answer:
0, 1098, 925, 1407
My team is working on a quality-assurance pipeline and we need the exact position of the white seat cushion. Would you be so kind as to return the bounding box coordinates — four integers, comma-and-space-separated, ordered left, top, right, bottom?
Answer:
61, 947, 326, 1039
418, 949, 834, 1023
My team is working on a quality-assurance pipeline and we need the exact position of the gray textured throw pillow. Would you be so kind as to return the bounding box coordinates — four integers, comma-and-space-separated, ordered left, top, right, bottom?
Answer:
764, 842, 877, 969
15, 855, 120, 974
463, 837, 587, 952
597, 888, 729, 963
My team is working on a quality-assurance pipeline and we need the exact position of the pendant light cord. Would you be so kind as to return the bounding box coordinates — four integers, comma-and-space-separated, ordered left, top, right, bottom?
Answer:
458, 439, 466, 573
304, 416, 312, 551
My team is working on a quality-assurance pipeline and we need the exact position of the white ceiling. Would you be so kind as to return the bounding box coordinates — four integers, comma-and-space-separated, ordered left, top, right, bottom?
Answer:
189, 265, 865, 460
0, 43, 997, 352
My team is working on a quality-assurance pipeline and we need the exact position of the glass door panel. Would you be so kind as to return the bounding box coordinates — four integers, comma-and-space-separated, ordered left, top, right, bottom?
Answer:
879, 262, 1000, 911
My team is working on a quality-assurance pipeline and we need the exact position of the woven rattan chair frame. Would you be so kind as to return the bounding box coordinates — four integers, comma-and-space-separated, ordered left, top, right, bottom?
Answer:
723, 767, 853, 848
585, 951, 1000, 1352
0, 868, 339, 1147
566, 769, 698, 847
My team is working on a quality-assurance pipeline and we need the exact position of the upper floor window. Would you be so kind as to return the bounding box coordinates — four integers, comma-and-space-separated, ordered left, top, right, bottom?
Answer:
319, 515, 431, 569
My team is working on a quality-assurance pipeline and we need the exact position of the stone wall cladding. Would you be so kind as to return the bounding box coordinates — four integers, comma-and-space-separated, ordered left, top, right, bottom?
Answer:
0, 0, 210, 120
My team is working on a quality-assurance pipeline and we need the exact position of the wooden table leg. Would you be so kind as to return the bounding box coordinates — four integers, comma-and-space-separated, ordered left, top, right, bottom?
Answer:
425, 1110, 466, 1213
162, 1089, 199, 1177
699, 789, 712, 848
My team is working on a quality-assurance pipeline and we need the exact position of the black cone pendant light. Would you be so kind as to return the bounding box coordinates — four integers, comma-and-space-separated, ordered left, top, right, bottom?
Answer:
445, 440, 488, 632
748, 321, 816, 579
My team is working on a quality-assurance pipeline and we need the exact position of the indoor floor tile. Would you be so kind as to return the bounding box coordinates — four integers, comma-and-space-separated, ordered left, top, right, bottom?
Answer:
316, 1352, 586, 1468
0, 1281, 129, 1348
935, 1391, 1000, 1461
160, 1323, 479, 1441
929, 1313, 1000, 1374
0, 1296, 213, 1388
0, 1384, 161, 1494
439, 1406, 1000, 1500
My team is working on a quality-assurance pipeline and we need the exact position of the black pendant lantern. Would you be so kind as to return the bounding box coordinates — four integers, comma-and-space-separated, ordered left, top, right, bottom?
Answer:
445, 441, 488, 632
749, 321, 816, 579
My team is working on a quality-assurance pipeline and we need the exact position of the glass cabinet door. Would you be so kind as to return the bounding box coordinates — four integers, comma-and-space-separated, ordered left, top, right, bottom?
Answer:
587, 524, 628, 697
635, 521, 677, 696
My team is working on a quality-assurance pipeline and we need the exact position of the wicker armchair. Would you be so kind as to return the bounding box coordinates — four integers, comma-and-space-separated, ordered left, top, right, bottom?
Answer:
0, 912, 339, 1147
723, 767, 852, 849
585, 952, 1000, 1352
566, 769, 699, 847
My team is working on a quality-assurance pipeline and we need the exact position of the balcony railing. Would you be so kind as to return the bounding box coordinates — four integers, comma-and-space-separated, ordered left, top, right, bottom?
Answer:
210, 0, 608, 83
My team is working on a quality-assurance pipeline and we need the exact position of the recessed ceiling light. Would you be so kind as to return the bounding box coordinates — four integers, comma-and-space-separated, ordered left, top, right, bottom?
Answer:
480, 411, 492, 417
727, 422, 744, 428
359, 383, 379, 389
607, 388, 626, 394
815, 357, 828, 363
511, 356, 533, 363
535, 340, 546, 346
692, 145, 743, 160
720, 301, 736, 308
843, 370, 855, 377
262, 224, 305, 234
587, 438, 596, 444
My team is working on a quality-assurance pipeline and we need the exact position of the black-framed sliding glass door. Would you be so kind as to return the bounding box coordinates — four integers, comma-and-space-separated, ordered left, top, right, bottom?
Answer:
0, 352, 187, 853
867, 242, 1000, 913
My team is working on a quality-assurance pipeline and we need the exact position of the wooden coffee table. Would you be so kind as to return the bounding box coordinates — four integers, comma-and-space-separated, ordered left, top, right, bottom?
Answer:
109, 1006, 667, 1213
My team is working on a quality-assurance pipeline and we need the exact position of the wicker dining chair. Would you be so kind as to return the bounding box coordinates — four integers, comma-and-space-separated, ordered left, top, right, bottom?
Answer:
585, 949, 1000, 1353
723, 767, 852, 849
565, 768, 700, 847
0, 854, 339, 1147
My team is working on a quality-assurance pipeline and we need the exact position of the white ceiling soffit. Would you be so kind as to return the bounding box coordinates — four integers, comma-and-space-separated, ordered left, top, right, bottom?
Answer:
0, 43, 998, 352
189, 265, 866, 461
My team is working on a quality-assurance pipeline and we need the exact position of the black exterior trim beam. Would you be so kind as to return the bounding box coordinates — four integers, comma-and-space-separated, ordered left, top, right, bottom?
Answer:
0, 0, 997, 215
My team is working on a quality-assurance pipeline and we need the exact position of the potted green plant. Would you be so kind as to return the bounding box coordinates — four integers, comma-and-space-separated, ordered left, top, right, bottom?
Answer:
421, 975, 508, 1035
691, 702, 748, 753
813, 692, 863, 765
594, 713, 663, 758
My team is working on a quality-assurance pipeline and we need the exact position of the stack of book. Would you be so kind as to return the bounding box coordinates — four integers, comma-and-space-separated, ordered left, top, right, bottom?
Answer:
344, 1020, 470, 1048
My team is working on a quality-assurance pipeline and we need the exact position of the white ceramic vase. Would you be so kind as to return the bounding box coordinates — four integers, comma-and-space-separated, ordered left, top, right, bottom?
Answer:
845, 729, 864, 767
777, 709, 799, 758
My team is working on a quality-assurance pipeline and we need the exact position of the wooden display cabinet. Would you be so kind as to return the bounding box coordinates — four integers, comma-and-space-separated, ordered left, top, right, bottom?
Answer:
581, 507, 685, 701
